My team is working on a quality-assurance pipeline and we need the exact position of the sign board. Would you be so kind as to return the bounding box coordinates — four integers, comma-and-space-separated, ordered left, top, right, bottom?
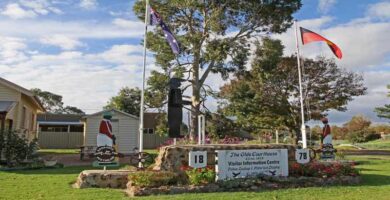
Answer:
295, 149, 310, 164
216, 149, 288, 180
93, 146, 119, 167
189, 151, 207, 168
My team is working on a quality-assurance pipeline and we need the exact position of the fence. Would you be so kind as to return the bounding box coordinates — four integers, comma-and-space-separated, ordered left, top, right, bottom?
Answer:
143, 134, 169, 149
38, 131, 83, 149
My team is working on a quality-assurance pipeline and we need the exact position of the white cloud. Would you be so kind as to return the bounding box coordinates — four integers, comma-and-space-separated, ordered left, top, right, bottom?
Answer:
317, 0, 337, 14
20, 0, 63, 15
79, 0, 98, 10
367, 1, 390, 19
0, 43, 156, 113
273, 16, 390, 69
0, 19, 144, 40
328, 71, 390, 124
1, 1, 62, 19
0, 36, 28, 64
112, 18, 145, 30
1, 3, 37, 19
40, 34, 84, 50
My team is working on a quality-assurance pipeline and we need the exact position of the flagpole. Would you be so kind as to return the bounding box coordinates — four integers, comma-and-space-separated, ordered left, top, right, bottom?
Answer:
294, 20, 307, 149
139, 0, 149, 158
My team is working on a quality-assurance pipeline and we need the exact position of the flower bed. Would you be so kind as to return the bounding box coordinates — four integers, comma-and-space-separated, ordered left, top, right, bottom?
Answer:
126, 173, 361, 197
126, 161, 361, 197
289, 161, 359, 178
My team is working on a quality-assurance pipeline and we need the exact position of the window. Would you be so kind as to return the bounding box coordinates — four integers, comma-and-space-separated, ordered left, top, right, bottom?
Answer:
143, 128, 155, 134
21, 107, 26, 129
70, 125, 83, 132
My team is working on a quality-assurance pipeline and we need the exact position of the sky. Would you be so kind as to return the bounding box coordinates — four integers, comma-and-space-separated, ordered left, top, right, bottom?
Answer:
0, 0, 389, 126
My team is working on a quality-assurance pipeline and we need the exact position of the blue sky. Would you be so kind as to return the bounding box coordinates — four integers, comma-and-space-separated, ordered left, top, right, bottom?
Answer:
0, 0, 389, 126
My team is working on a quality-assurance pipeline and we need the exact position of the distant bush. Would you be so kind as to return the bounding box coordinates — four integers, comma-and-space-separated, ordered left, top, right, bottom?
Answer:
347, 129, 381, 143
364, 132, 381, 142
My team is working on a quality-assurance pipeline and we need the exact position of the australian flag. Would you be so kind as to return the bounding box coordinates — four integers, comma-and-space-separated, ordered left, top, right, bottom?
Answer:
149, 7, 180, 55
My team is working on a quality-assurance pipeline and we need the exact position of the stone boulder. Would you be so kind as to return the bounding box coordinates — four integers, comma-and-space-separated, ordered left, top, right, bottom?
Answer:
73, 170, 132, 189
153, 144, 296, 171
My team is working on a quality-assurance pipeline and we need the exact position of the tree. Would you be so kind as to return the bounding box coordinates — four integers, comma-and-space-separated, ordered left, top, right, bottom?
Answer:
206, 111, 238, 139
62, 106, 85, 115
219, 38, 367, 137
343, 115, 383, 143
104, 87, 141, 116
31, 88, 64, 113
375, 85, 390, 120
343, 115, 371, 133
133, 0, 302, 138
31, 88, 84, 114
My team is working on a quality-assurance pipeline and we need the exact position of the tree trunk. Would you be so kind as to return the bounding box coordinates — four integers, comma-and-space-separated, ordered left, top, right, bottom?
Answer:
190, 45, 201, 140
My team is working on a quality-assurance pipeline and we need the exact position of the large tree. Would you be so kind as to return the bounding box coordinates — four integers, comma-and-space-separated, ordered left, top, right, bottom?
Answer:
104, 87, 141, 116
133, 0, 302, 138
375, 85, 390, 120
219, 38, 367, 137
31, 88, 85, 114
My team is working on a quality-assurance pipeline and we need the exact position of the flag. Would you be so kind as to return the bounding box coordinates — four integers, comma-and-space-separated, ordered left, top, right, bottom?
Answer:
149, 7, 180, 54
300, 27, 342, 59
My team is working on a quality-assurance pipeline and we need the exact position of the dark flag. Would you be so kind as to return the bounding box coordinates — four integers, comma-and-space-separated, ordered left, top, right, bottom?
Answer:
300, 27, 342, 59
150, 7, 180, 54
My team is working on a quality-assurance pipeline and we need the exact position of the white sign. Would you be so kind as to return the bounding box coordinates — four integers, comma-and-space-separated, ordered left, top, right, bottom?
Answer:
189, 151, 207, 168
295, 149, 310, 164
216, 149, 288, 180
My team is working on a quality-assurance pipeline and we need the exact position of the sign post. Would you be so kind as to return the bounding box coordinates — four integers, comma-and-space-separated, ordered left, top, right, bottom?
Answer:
198, 115, 205, 145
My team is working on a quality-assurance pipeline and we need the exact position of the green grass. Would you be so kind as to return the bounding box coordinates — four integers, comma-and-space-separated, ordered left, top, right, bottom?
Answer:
358, 139, 390, 150
37, 149, 79, 155
1, 156, 390, 200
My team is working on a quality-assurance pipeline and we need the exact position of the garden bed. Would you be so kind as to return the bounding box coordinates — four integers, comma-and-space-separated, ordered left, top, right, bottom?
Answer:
126, 174, 362, 197
124, 160, 361, 197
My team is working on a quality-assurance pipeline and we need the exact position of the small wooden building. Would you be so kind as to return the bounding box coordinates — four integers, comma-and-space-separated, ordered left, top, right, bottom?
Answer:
82, 109, 139, 154
0, 77, 45, 141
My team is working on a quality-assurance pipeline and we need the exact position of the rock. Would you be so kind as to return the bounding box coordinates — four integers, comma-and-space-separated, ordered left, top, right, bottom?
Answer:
250, 185, 259, 191
73, 170, 131, 189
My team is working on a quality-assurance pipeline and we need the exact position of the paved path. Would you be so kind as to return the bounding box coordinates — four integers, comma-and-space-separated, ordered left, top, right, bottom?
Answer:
42, 154, 130, 167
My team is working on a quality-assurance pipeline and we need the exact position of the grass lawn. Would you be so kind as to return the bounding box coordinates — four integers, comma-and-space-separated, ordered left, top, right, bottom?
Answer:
358, 139, 390, 150
1, 156, 390, 200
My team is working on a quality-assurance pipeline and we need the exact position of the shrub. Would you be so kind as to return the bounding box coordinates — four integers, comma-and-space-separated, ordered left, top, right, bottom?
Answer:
364, 132, 381, 142
182, 166, 216, 185
0, 130, 39, 167
128, 171, 179, 187
289, 161, 359, 177
347, 129, 382, 143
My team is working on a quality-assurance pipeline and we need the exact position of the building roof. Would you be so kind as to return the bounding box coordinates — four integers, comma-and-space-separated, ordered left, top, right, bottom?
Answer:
83, 109, 139, 120
0, 101, 17, 113
0, 77, 45, 112
37, 113, 84, 122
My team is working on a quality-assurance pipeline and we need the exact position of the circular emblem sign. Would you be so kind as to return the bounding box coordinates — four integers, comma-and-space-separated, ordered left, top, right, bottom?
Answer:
95, 146, 115, 162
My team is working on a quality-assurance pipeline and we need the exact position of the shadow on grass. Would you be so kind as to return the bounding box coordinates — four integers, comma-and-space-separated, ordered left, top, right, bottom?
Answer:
359, 174, 390, 186
1, 165, 123, 175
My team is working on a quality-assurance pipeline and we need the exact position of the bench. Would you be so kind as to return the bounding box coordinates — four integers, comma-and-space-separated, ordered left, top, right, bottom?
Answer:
79, 146, 97, 160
